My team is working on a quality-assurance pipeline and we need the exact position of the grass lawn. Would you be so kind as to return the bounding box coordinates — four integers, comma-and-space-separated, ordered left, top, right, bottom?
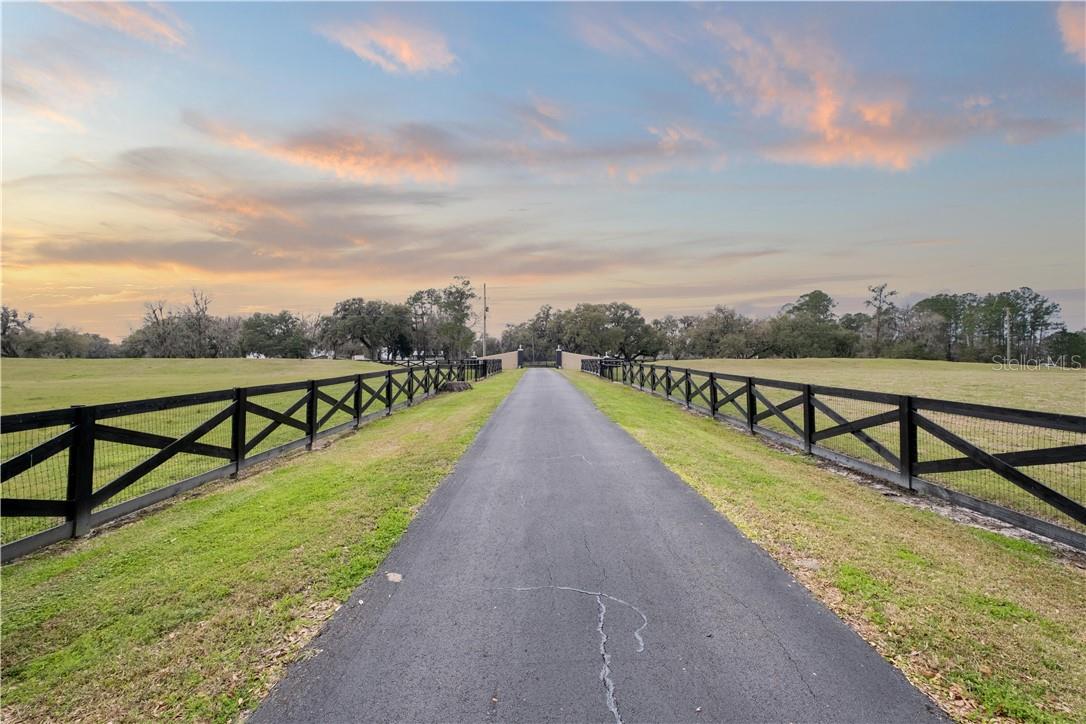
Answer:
0, 358, 392, 415
630, 358, 1086, 535
1, 369, 522, 723
668, 358, 1085, 415
0, 358, 447, 545
566, 370, 1086, 723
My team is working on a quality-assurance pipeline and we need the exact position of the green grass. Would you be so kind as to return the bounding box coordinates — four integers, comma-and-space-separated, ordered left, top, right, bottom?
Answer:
566, 370, 1086, 723
0, 359, 441, 544
623, 361, 1085, 535
0, 358, 391, 415
668, 358, 1085, 414
0, 369, 523, 723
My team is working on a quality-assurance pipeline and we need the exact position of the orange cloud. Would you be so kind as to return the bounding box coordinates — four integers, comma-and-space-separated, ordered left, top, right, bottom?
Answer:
318, 20, 456, 73
47, 1, 187, 48
699, 19, 945, 170
1058, 2, 1086, 62
187, 114, 454, 184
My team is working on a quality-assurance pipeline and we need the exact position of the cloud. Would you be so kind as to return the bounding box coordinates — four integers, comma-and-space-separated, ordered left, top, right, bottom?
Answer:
185, 110, 725, 186
698, 18, 946, 170
573, 9, 1077, 171
186, 113, 455, 184
694, 18, 1073, 171
571, 6, 686, 59
47, 1, 187, 48
2, 46, 109, 131
514, 96, 568, 143
960, 95, 993, 110
1057, 2, 1086, 62
318, 19, 456, 73
649, 124, 715, 155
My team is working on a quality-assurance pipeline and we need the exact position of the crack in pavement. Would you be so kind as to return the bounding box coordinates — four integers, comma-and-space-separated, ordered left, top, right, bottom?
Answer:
493, 585, 648, 724
595, 593, 620, 724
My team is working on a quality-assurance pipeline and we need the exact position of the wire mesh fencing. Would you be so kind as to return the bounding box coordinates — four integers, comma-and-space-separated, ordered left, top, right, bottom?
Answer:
1, 360, 499, 560
1, 417, 73, 544
585, 359, 1086, 549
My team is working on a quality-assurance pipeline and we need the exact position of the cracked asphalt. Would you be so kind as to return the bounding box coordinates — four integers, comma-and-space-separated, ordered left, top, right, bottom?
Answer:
252, 369, 946, 723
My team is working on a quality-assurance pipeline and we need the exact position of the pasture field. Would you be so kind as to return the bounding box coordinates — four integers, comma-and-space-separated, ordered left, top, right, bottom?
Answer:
1, 369, 522, 723
0, 358, 390, 415
567, 370, 1086, 723
669, 358, 1085, 415
0, 359, 431, 545
620, 359, 1086, 537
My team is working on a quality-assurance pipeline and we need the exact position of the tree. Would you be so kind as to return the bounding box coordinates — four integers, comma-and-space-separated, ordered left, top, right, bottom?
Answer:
1, 306, 35, 357
782, 290, 836, 323
602, 302, 662, 361
770, 291, 857, 357
240, 311, 310, 358
865, 284, 898, 357
435, 276, 477, 359
1045, 329, 1085, 363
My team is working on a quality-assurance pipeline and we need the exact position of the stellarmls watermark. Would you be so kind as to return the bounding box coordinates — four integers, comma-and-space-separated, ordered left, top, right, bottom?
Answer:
991, 355, 1082, 370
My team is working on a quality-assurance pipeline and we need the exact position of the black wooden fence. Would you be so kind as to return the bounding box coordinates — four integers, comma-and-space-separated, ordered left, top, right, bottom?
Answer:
582, 358, 1086, 550
1, 359, 501, 560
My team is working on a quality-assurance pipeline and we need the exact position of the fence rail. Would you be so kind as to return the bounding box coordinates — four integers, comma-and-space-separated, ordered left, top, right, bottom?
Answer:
1, 359, 501, 561
582, 358, 1086, 550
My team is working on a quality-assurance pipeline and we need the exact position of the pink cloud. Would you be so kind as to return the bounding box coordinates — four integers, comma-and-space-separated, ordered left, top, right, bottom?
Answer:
187, 114, 454, 184
698, 19, 953, 170
318, 19, 456, 74
1057, 2, 1086, 62
47, 1, 187, 48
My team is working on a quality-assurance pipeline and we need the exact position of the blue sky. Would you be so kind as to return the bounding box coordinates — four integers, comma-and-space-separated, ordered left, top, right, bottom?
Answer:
3, 1, 1084, 339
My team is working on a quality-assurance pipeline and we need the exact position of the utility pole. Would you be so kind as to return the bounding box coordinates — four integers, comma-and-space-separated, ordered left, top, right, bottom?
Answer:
482, 283, 488, 357
1004, 306, 1011, 360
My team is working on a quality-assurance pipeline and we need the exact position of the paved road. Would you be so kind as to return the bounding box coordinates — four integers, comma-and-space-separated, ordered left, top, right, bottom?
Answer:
254, 369, 945, 723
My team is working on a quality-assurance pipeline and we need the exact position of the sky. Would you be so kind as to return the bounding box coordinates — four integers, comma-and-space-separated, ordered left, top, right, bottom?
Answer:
3, 1, 1085, 341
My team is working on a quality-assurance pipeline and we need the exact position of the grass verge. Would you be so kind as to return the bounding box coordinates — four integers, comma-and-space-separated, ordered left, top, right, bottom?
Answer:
1, 369, 522, 723
565, 370, 1086, 723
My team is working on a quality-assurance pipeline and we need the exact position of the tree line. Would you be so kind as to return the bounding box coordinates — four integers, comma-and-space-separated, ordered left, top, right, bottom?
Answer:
1, 277, 480, 361
2, 281, 1082, 365
498, 285, 1084, 364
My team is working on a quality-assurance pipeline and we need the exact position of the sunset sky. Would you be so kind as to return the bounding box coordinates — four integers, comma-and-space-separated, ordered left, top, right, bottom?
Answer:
3, 1, 1085, 340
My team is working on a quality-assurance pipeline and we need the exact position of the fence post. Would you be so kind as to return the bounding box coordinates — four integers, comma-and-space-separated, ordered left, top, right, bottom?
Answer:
684, 370, 692, 408
709, 373, 718, 419
385, 370, 394, 415
898, 395, 916, 490
664, 366, 671, 399
639, 363, 645, 390
306, 380, 317, 449
802, 384, 814, 454
231, 387, 246, 475
407, 368, 415, 406
66, 405, 95, 538
745, 377, 756, 433
354, 374, 363, 427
